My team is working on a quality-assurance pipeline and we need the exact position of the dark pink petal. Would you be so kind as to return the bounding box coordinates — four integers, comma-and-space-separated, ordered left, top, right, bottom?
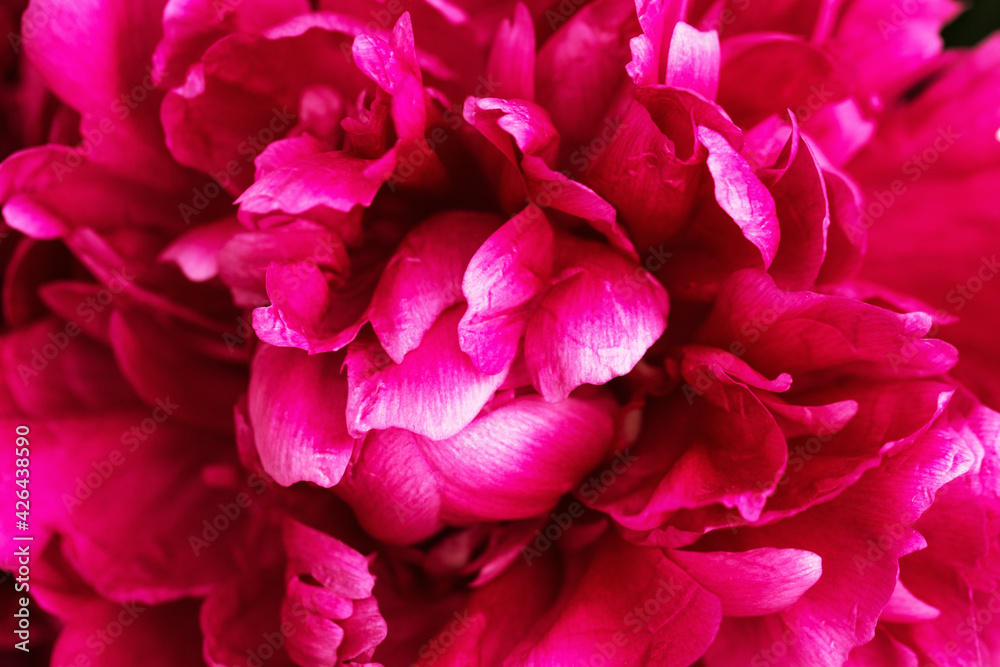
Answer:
22, 0, 166, 116
589, 358, 787, 530
48, 414, 271, 603
509, 535, 722, 666
161, 13, 372, 193
236, 151, 394, 218
829, 0, 961, 98
581, 99, 702, 250
698, 270, 958, 383
536, 0, 634, 160
718, 35, 849, 129
52, 599, 204, 667
410, 555, 559, 667
0, 317, 140, 417
705, 422, 975, 665
844, 629, 920, 667
154, 0, 311, 87
282, 520, 387, 664
109, 308, 246, 432
218, 221, 350, 308
253, 259, 375, 353
761, 122, 831, 289
202, 563, 297, 667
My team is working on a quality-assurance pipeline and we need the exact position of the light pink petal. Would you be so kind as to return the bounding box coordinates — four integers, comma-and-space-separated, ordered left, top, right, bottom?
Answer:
248, 344, 356, 487
459, 209, 556, 375
627, 0, 689, 86
368, 211, 499, 363
524, 239, 669, 402
486, 3, 535, 101
160, 218, 242, 282
698, 126, 781, 268
668, 548, 822, 616
346, 305, 509, 440
665, 22, 720, 100
426, 393, 618, 522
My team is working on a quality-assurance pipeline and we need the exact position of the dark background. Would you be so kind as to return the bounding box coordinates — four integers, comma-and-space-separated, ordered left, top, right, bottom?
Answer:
943, 0, 1000, 45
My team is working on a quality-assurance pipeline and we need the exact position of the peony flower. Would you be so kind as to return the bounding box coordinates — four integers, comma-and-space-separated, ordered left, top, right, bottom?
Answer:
0, 0, 999, 666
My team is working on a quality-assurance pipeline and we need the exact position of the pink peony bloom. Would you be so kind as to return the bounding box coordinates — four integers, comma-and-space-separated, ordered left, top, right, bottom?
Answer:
1, 0, 999, 665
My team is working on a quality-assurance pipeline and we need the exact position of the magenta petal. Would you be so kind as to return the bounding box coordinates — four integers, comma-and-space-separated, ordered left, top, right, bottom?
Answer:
236, 151, 393, 218
22, 0, 165, 115
698, 270, 958, 382
248, 344, 355, 487
160, 218, 242, 282
368, 212, 499, 363
524, 240, 669, 402
665, 22, 720, 101
282, 520, 387, 665
699, 126, 781, 268
460, 210, 556, 375
668, 548, 822, 617
346, 305, 509, 440
426, 393, 617, 522
154, 0, 311, 88
510, 535, 722, 666
336, 428, 444, 544
486, 3, 535, 101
